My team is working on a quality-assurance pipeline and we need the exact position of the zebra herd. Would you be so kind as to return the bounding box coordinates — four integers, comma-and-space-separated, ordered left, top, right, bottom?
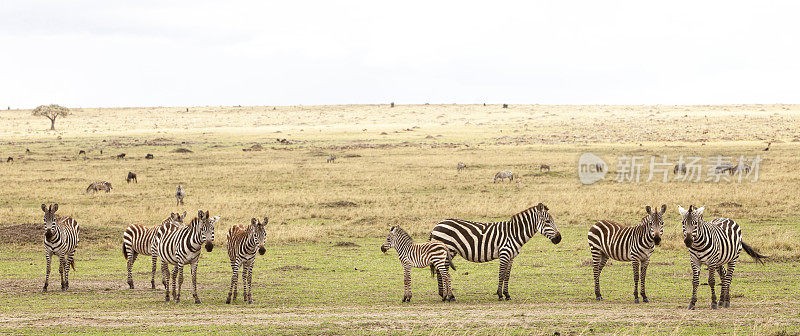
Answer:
39, 200, 767, 309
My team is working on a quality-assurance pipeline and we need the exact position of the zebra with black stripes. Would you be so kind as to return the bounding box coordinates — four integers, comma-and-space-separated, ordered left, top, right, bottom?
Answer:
587, 204, 665, 302
679, 205, 768, 310
157, 210, 215, 303
429, 203, 561, 301
226, 217, 268, 304
122, 211, 186, 289
41, 203, 80, 292
381, 226, 455, 302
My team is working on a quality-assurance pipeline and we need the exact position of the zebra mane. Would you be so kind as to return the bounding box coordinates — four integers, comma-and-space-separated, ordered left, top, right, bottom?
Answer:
391, 226, 413, 243
510, 203, 547, 223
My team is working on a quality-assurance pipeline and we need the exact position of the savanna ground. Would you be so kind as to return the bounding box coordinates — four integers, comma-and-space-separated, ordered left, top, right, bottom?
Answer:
0, 104, 799, 335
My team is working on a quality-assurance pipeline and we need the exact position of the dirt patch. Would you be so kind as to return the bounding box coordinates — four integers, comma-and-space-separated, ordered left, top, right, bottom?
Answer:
242, 144, 264, 152
0, 224, 118, 245
333, 241, 360, 247
320, 201, 357, 208
173, 148, 193, 153
273, 265, 312, 272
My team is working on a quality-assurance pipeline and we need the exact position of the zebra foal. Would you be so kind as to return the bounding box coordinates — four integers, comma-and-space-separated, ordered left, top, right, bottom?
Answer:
122, 212, 185, 289
381, 226, 454, 302
157, 210, 215, 303
587, 204, 665, 302
226, 217, 267, 304
679, 205, 767, 310
429, 203, 561, 300
41, 203, 80, 292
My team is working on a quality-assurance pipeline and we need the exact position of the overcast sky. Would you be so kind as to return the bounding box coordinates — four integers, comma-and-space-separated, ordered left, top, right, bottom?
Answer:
1, 1, 798, 108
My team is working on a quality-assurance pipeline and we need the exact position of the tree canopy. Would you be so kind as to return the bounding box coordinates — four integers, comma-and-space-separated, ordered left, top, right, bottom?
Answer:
32, 104, 70, 130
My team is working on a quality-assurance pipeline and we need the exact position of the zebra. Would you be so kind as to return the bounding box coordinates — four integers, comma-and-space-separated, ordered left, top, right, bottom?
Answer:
122, 212, 186, 289
327, 155, 336, 163
457, 162, 466, 171
175, 185, 185, 206
674, 163, 687, 175
157, 210, 215, 303
539, 164, 550, 172
126, 172, 137, 183
41, 203, 80, 292
714, 164, 734, 174
226, 217, 268, 304
86, 181, 112, 194
493, 171, 514, 183
381, 226, 455, 302
587, 204, 666, 302
732, 163, 751, 174
678, 205, 768, 310
429, 203, 561, 300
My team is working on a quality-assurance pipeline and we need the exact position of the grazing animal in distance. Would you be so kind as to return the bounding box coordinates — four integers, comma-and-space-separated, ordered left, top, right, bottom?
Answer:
126, 172, 138, 183
116, 153, 126, 159
732, 163, 751, 174
78, 150, 86, 156
539, 164, 550, 172
122, 212, 186, 289
588, 205, 665, 302
175, 185, 185, 206
674, 163, 687, 175
382, 226, 455, 302
327, 155, 336, 163
156, 210, 215, 303
41, 203, 80, 292
86, 181, 112, 194
679, 205, 768, 310
145, 153, 154, 159
493, 171, 514, 183
457, 162, 466, 171
226, 217, 267, 304
6, 157, 12, 163
429, 203, 561, 300
26, 148, 30, 154
763, 142, 771, 151
715, 164, 734, 175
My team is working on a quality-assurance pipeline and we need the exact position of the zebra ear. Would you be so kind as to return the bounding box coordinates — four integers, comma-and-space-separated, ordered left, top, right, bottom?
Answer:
536, 203, 548, 211
52, 204, 58, 213
197, 210, 205, 219
41, 204, 47, 212
182, 211, 187, 219
645, 205, 652, 214
695, 206, 705, 216
205, 210, 210, 219
678, 206, 688, 216
660, 204, 667, 214
263, 217, 269, 225
251, 218, 258, 225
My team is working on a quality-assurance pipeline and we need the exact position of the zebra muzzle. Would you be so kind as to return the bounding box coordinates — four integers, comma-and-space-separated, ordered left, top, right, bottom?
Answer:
683, 236, 693, 247
550, 233, 562, 244
45, 229, 54, 240
258, 246, 266, 255
653, 235, 661, 245
205, 242, 214, 252
380, 245, 388, 253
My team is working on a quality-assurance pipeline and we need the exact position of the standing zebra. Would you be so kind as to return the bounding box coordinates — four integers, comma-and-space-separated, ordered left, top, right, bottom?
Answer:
122, 212, 186, 289
457, 162, 466, 171
429, 203, 561, 300
157, 210, 215, 303
381, 226, 455, 302
587, 204, 665, 302
493, 171, 514, 183
226, 217, 268, 304
679, 205, 768, 310
175, 185, 185, 206
41, 203, 80, 292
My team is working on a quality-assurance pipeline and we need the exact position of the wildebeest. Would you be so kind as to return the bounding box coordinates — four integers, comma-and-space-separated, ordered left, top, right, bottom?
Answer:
127, 172, 137, 183
674, 163, 687, 175
540, 164, 550, 172
327, 155, 336, 163
763, 142, 771, 151
78, 150, 86, 156
715, 164, 734, 174
502, 104, 509, 108
86, 181, 112, 194
732, 163, 751, 174
25, 148, 30, 154
493, 171, 514, 183
175, 185, 186, 206
457, 162, 466, 171
116, 153, 126, 159
145, 153, 154, 159
6, 157, 12, 163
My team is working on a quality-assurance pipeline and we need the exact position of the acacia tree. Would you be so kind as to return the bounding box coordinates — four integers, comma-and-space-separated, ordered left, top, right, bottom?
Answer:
32, 104, 70, 130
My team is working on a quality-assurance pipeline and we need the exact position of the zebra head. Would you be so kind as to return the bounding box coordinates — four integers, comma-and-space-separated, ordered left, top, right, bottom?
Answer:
41, 203, 59, 239
643, 204, 666, 245
170, 211, 187, 226
252, 217, 267, 255
381, 226, 399, 253
196, 210, 215, 252
678, 205, 704, 247
514, 203, 561, 244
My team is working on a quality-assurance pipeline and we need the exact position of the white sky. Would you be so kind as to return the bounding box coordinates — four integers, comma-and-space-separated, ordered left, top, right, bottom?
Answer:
1, 1, 799, 108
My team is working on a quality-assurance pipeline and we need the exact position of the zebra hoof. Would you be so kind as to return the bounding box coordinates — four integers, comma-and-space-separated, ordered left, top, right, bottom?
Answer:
722, 302, 730, 308
194, 299, 201, 304
165, 298, 170, 302
711, 303, 717, 309
634, 298, 640, 304
642, 297, 649, 303
687, 304, 695, 310
596, 296, 603, 301
226, 299, 231, 304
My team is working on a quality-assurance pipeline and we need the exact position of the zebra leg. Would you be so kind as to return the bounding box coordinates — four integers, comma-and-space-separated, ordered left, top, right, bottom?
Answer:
708, 267, 717, 309
438, 263, 455, 302
688, 261, 700, 310
171, 265, 180, 303
150, 255, 158, 289
502, 258, 513, 300
191, 261, 200, 304
43, 251, 52, 292
592, 252, 608, 300
59, 256, 66, 291
246, 260, 255, 303
65, 253, 73, 290
227, 261, 239, 304
722, 261, 736, 308
161, 263, 170, 301
436, 264, 444, 300
640, 259, 649, 303
632, 261, 640, 303
126, 252, 138, 289
402, 263, 412, 302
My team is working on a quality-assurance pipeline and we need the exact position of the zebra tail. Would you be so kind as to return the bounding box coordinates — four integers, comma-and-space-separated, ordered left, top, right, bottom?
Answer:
430, 264, 435, 278
742, 241, 768, 264
122, 243, 129, 260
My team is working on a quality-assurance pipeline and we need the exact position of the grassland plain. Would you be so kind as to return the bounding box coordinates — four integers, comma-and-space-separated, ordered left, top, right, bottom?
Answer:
0, 104, 799, 335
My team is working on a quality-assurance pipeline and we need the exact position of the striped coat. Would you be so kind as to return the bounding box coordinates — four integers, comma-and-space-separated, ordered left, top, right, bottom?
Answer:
122, 211, 186, 289
157, 210, 215, 303
429, 203, 561, 300
679, 205, 767, 310
41, 203, 80, 292
226, 217, 267, 304
587, 205, 665, 302
381, 226, 454, 302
